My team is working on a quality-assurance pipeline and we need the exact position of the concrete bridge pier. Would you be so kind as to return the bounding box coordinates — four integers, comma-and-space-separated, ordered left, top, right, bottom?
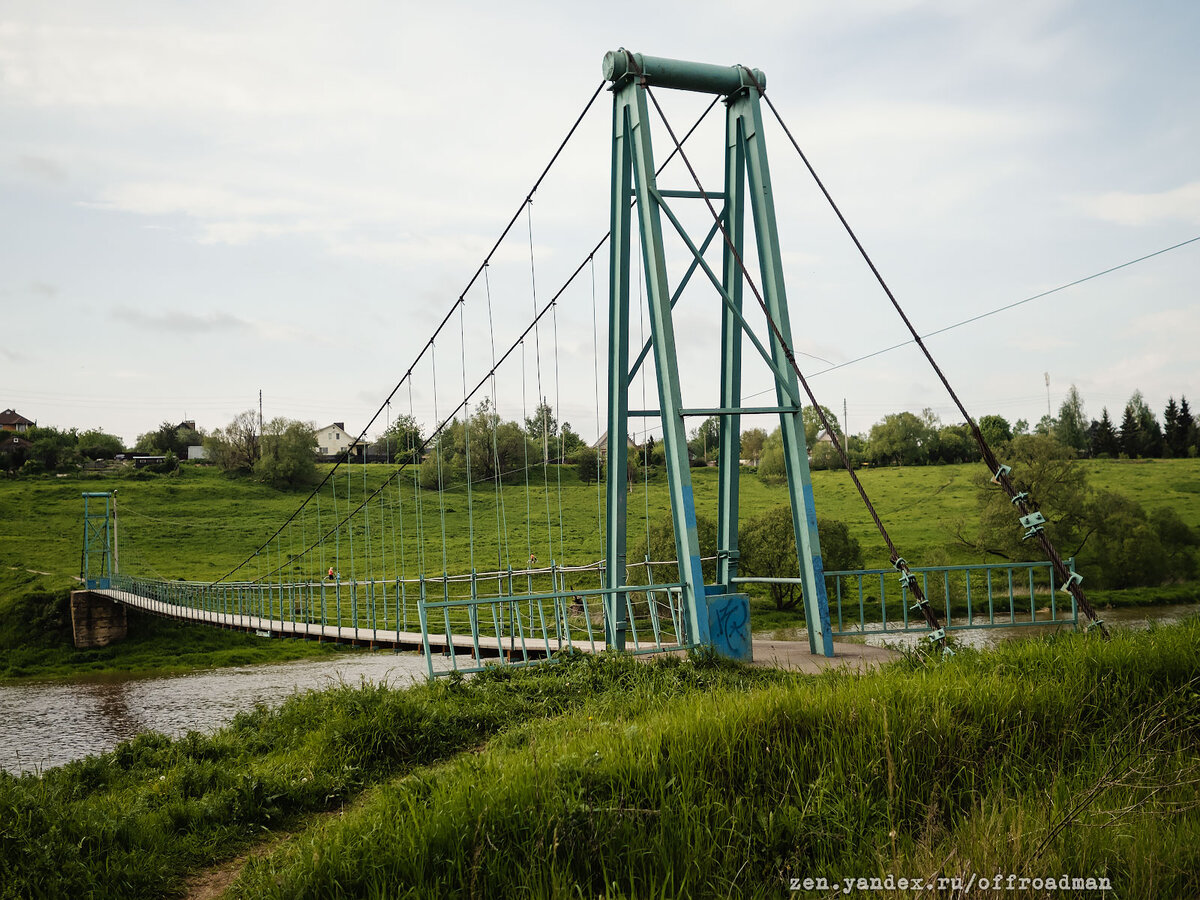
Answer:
70, 590, 128, 649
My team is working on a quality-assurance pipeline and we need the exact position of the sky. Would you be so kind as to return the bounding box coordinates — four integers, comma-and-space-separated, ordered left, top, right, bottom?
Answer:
2, 0, 1198, 447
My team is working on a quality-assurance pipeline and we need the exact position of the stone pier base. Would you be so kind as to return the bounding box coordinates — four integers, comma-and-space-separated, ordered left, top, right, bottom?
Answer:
70, 591, 128, 649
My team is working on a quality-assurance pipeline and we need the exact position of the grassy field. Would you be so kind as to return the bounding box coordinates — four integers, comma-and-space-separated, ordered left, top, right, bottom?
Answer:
4, 457, 1198, 586
1, 458, 1196, 680
0, 621, 1196, 899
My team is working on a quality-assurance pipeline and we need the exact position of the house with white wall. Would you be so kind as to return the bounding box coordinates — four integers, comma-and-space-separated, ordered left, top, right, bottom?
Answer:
315, 422, 365, 459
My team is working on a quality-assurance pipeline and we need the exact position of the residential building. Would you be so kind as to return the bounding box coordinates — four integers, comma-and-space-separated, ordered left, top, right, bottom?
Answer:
315, 422, 366, 460
0, 409, 34, 433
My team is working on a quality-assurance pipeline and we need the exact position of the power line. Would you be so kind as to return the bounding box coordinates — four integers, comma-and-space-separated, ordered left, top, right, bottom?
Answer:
745, 233, 1200, 396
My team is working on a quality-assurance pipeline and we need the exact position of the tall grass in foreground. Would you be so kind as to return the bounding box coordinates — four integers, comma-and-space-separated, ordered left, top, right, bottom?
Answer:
0, 652, 781, 899
232, 621, 1200, 900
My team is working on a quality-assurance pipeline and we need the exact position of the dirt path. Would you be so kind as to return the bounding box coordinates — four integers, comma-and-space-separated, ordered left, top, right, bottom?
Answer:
181, 808, 345, 900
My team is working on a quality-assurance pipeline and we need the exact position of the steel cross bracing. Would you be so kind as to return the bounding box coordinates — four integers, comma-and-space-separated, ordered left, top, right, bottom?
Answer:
604, 49, 838, 658
76, 51, 1108, 676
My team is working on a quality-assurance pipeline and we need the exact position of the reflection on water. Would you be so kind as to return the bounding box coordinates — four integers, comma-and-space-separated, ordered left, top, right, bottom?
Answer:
0, 652, 439, 774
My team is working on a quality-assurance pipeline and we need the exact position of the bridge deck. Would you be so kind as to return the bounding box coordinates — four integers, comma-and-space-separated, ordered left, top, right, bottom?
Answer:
96, 588, 560, 658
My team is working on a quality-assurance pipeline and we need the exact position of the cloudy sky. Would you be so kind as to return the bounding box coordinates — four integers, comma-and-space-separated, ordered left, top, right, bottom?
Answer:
2, 0, 1197, 446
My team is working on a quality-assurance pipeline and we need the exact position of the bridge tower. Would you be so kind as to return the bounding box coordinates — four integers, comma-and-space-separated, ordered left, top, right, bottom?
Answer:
603, 50, 835, 659
81, 491, 114, 590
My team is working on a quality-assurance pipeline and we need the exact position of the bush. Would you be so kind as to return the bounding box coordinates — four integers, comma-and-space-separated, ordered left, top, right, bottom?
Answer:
740, 505, 863, 610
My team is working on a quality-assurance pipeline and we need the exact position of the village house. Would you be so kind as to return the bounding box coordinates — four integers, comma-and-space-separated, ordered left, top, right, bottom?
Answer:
315, 422, 367, 460
0, 409, 35, 433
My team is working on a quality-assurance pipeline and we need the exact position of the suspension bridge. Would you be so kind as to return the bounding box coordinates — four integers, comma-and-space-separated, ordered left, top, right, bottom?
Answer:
73, 50, 1104, 678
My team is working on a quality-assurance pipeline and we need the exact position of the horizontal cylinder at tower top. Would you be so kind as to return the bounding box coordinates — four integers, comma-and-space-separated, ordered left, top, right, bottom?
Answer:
602, 50, 765, 95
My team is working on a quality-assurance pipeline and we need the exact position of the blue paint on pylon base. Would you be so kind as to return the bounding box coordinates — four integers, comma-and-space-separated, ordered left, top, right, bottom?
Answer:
706, 592, 752, 662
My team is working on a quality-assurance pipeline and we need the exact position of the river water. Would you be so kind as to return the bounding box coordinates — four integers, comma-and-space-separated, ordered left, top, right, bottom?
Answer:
0, 651, 442, 775
2, 604, 1196, 775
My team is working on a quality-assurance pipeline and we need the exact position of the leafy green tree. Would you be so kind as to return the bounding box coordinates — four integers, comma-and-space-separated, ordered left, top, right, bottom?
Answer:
204, 410, 260, 473
1081, 490, 1168, 588
1055, 385, 1088, 455
962, 434, 1090, 562
76, 430, 124, 460
739, 505, 862, 610
756, 428, 786, 483
557, 422, 586, 461
687, 416, 720, 464
740, 427, 767, 465
933, 424, 975, 464
137, 420, 201, 456
524, 398, 557, 465
626, 511, 718, 585
867, 411, 935, 466
575, 451, 599, 485
978, 415, 1012, 447
802, 405, 841, 447
25, 426, 80, 472
373, 413, 423, 464
1149, 507, 1199, 580
254, 418, 317, 489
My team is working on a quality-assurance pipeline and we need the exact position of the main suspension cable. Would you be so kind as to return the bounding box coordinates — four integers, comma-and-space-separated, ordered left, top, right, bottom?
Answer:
220, 95, 724, 587
757, 81, 1108, 634
212, 79, 607, 586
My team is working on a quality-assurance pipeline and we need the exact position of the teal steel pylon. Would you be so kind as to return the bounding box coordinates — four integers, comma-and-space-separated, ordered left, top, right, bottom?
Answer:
81, 491, 113, 590
603, 49, 835, 658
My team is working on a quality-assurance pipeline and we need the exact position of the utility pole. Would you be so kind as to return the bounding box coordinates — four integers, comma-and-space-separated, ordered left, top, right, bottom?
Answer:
259, 389, 264, 438
1044, 372, 1051, 420
112, 489, 119, 575
843, 398, 849, 455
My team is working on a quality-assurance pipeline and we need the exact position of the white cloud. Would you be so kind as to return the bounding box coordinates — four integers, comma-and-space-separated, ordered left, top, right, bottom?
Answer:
1081, 181, 1200, 227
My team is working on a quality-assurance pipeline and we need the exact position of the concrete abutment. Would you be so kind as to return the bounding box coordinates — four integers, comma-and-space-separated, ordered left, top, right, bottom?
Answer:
70, 590, 128, 649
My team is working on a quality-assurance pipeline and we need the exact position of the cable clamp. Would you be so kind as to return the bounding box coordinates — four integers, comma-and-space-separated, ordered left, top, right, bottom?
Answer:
991, 464, 1012, 485
898, 570, 918, 590
941, 645, 956, 658
1086, 618, 1105, 633
892, 557, 908, 572
909, 596, 930, 611
1060, 571, 1083, 593
1010, 492, 1029, 505
1019, 511, 1047, 540
927, 627, 946, 644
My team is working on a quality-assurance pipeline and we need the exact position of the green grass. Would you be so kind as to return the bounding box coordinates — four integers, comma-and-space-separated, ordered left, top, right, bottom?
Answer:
1, 621, 1196, 899
4, 459, 1199, 587
2, 458, 1196, 679
0, 565, 346, 684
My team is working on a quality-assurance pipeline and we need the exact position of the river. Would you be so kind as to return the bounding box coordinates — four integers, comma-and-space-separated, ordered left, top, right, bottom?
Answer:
0, 651, 442, 775
2, 604, 1196, 775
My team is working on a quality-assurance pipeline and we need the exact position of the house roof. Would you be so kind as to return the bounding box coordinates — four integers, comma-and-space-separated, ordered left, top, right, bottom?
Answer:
4, 435, 32, 450
0, 409, 34, 427
592, 430, 638, 451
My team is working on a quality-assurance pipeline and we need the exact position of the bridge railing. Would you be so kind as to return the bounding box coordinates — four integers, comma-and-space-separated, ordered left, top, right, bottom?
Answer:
737, 558, 1078, 643
417, 564, 693, 678
105, 564, 694, 675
